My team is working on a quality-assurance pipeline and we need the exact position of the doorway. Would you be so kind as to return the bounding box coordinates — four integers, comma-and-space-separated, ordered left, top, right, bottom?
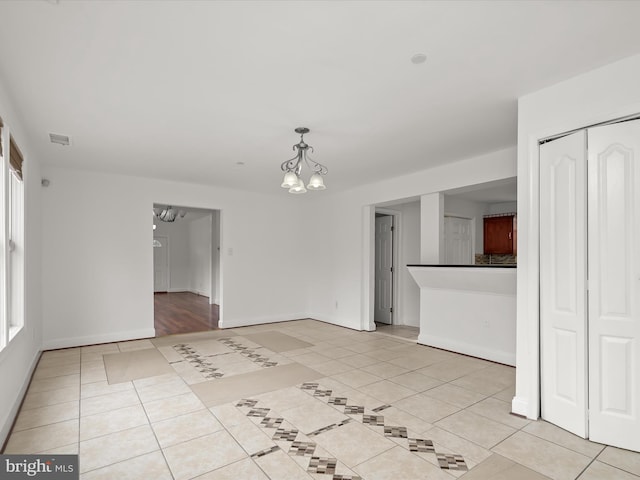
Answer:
374, 213, 394, 325
152, 205, 222, 336
443, 215, 473, 264
539, 118, 640, 452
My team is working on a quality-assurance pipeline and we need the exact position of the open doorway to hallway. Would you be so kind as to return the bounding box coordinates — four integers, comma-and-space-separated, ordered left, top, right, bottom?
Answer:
153, 204, 221, 336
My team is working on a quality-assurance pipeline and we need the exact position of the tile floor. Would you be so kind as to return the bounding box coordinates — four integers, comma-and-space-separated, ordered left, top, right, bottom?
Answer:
3, 319, 640, 479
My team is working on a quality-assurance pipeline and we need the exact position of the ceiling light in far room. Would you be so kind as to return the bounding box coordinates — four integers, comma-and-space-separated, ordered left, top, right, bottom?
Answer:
153, 206, 187, 222
280, 127, 327, 194
153, 238, 162, 248
411, 53, 427, 64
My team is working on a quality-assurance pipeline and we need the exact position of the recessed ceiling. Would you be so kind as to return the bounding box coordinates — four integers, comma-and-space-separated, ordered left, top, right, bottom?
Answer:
1, 1, 639, 194
445, 178, 517, 204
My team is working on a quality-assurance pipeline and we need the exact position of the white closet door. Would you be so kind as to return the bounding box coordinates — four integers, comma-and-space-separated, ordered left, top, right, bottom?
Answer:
588, 120, 640, 451
540, 131, 588, 437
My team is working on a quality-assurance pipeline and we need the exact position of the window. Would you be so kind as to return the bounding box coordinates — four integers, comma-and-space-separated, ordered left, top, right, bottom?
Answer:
0, 116, 26, 351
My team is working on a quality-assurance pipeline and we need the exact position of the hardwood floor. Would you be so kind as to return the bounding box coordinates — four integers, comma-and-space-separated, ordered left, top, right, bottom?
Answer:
154, 292, 219, 337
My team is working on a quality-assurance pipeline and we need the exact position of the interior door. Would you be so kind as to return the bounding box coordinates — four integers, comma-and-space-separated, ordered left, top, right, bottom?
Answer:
540, 130, 588, 437
375, 215, 393, 325
154, 236, 169, 292
444, 216, 473, 264
587, 119, 640, 451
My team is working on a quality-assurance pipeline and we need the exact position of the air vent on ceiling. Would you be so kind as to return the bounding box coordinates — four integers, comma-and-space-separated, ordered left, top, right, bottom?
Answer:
49, 133, 71, 146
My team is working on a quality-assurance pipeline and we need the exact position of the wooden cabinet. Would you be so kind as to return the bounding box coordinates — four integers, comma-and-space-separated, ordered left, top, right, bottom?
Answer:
484, 215, 517, 254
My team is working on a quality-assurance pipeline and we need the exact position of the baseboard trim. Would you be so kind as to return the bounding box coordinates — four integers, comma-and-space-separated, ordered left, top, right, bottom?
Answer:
0, 349, 41, 449
511, 396, 529, 418
417, 333, 515, 367
42, 328, 156, 350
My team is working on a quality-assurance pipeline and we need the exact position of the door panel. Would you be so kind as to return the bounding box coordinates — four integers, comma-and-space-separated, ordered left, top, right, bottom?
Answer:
540, 130, 588, 437
444, 216, 473, 264
588, 120, 640, 451
375, 215, 393, 324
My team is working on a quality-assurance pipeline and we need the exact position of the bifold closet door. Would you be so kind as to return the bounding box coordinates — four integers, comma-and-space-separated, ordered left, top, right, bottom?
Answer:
587, 120, 640, 451
540, 130, 588, 438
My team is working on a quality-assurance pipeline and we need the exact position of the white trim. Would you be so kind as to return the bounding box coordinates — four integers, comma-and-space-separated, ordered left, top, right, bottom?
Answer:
511, 396, 529, 417
361, 205, 375, 331
417, 333, 516, 366
42, 328, 156, 350
0, 348, 40, 447
218, 313, 309, 329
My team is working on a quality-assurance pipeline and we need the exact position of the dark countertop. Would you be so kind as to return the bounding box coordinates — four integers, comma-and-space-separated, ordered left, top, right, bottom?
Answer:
407, 264, 517, 268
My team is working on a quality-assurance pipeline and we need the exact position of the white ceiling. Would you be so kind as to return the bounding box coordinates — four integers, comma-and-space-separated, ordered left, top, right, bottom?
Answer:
1, 1, 639, 194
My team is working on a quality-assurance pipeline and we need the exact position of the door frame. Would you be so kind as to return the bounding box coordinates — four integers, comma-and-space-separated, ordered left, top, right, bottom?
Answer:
153, 235, 170, 293
373, 208, 401, 329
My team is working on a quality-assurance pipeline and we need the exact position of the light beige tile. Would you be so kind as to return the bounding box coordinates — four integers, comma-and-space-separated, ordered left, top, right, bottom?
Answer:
81, 380, 134, 399
354, 445, 452, 480
13, 400, 79, 431
435, 410, 515, 449
523, 421, 605, 458
143, 392, 205, 423
388, 370, 443, 392
374, 406, 433, 434
35, 443, 79, 455
152, 409, 223, 448
330, 369, 382, 389
467, 397, 531, 429
81, 364, 107, 384
163, 430, 247, 480
253, 449, 313, 480
82, 343, 120, 354
241, 331, 314, 352
195, 458, 269, 480
423, 383, 487, 408
493, 431, 592, 480
103, 348, 174, 384
358, 379, 416, 404
281, 398, 349, 434
253, 386, 317, 412
79, 425, 159, 473
451, 370, 514, 396
366, 349, 404, 362
37, 354, 80, 368
81, 389, 140, 417
80, 404, 149, 441
41, 348, 81, 360
157, 345, 184, 363
598, 446, 640, 476
33, 363, 80, 380
417, 358, 490, 382
312, 421, 394, 468
578, 460, 639, 480
394, 393, 461, 423
210, 403, 253, 429
22, 385, 80, 410
81, 450, 172, 480
292, 352, 332, 367
136, 376, 191, 403
227, 420, 276, 455
360, 361, 410, 379
4, 419, 79, 454
386, 354, 441, 369
493, 384, 516, 402
311, 360, 355, 376
460, 453, 551, 480
424, 426, 492, 464
133, 372, 181, 389
117, 339, 155, 351
28, 374, 80, 393
340, 354, 380, 368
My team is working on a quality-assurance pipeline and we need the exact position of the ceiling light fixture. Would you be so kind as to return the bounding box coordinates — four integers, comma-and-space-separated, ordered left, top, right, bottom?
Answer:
153, 206, 187, 222
280, 127, 327, 194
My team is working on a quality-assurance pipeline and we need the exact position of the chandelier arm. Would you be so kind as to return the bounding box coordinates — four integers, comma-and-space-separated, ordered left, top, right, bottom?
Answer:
281, 153, 302, 172
303, 152, 328, 175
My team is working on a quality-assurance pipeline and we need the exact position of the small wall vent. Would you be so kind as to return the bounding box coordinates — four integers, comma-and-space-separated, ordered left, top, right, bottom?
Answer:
49, 133, 71, 146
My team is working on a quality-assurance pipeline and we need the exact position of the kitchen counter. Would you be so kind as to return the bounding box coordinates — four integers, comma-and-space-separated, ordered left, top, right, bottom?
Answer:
408, 265, 516, 365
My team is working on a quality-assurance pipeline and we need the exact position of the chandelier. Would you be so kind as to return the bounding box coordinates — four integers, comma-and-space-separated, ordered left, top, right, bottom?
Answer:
280, 127, 327, 194
153, 206, 186, 222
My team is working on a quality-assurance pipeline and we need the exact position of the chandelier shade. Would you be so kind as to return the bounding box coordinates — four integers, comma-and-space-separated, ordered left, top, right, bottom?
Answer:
154, 206, 187, 222
280, 127, 328, 194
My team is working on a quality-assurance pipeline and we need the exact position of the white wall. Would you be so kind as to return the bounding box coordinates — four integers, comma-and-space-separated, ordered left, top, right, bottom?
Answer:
0, 82, 43, 446
306, 146, 517, 331
515, 54, 640, 419
487, 201, 517, 215
395, 201, 420, 327
154, 217, 190, 291
188, 213, 211, 297
41, 166, 310, 348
